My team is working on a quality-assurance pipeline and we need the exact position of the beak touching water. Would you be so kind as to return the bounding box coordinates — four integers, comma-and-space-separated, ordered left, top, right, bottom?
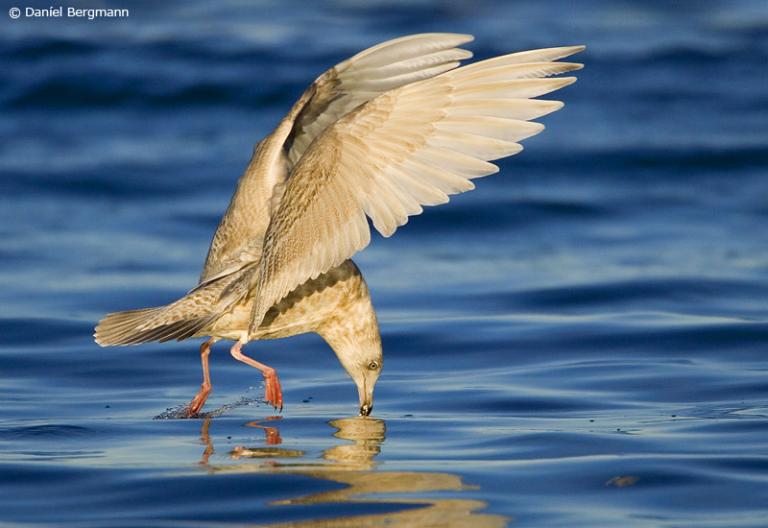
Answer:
358, 378, 374, 416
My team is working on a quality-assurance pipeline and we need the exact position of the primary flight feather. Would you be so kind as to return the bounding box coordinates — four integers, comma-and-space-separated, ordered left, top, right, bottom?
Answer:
95, 34, 584, 417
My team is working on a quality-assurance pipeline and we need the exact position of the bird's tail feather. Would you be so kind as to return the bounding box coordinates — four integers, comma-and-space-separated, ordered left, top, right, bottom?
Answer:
94, 306, 214, 346
95, 262, 254, 347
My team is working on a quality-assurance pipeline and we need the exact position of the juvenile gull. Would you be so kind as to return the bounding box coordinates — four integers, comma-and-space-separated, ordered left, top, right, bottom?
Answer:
95, 33, 584, 416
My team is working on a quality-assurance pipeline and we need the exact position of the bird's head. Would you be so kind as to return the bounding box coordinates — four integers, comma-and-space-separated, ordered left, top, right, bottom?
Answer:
318, 313, 382, 417
333, 334, 382, 417
314, 260, 383, 416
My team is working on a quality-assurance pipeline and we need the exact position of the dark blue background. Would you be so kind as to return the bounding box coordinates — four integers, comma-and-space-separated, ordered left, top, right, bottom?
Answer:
1, 1, 767, 526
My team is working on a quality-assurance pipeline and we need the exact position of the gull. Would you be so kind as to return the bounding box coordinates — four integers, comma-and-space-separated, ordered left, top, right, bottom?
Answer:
95, 33, 583, 417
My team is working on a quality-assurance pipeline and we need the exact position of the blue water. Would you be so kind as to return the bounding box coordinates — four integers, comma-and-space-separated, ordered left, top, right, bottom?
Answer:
2, 1, 768, 526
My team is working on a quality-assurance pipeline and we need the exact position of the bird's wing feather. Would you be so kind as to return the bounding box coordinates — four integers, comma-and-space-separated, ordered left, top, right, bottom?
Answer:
199, 33, 475, 285
284, 33, 476, 169
248, 46, 585, 333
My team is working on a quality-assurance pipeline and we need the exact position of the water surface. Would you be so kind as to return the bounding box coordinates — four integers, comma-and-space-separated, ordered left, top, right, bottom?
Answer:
2, 1, 768, 526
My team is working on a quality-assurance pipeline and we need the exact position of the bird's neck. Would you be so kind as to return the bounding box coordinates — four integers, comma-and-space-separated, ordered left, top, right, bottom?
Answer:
316, 263, 382, 362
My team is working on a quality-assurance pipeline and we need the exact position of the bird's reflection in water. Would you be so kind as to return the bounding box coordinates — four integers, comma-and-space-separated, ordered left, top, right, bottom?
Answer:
198, 416, 507, 527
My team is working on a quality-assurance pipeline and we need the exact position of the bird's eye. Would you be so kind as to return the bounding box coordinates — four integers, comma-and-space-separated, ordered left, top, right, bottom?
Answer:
368, 361, 379, 370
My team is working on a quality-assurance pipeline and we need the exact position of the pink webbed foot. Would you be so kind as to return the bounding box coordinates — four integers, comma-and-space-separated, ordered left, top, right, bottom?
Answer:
263, 368, 283, 412
186, 384, 211, 417
230, 341, 284, 413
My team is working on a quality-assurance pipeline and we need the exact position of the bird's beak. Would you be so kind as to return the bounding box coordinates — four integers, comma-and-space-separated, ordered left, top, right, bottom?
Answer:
358, 379, 374, 417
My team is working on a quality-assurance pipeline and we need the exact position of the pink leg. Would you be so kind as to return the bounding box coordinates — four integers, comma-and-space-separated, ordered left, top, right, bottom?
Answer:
187, 337, 215, 416
230, 341, 283, 411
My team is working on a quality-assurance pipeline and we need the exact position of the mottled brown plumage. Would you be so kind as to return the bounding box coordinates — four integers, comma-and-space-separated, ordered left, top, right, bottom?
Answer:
95, 33, 582, 416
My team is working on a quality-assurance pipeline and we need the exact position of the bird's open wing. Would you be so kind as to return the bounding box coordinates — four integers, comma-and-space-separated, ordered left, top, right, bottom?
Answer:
199, 33, 475, 286
247, 45, 585, 332
283, 33, 476, 169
